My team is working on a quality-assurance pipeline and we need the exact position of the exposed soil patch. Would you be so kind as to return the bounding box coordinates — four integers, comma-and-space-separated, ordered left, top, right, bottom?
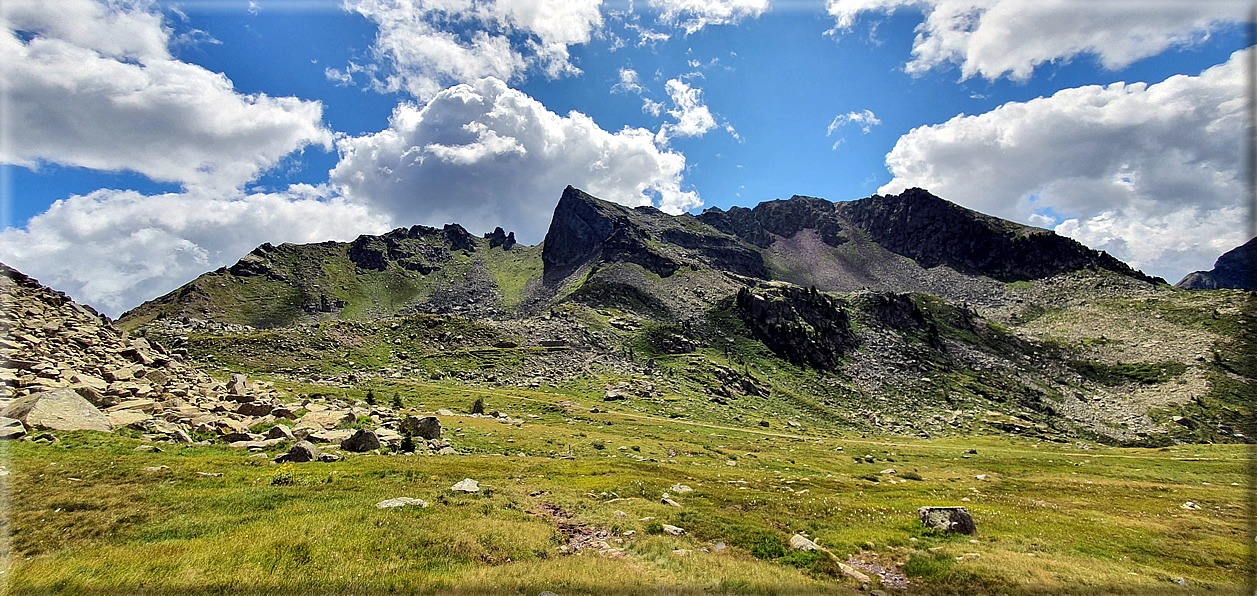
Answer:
846, 551, 909, 590
529, 501, 613, 553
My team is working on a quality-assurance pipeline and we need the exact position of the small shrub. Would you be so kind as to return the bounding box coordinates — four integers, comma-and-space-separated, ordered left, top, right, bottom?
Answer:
471, 396, 485, 414
591, 440, 606, 450
399, 428, 416, 453
392, 392, 403, 409
365, 389, 376, 406
901, 471, 924, 481
645, 522, 664, 535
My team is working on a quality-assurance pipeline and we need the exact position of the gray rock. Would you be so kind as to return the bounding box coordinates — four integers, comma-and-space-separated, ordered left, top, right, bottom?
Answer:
0, 417, 26, 440
919, 506, 976, 535
662, 524, 685, 536
341, 429, 381, 452
229, 373, 248, 396
299, 410, 355, 430
437, 446, 457, 455
451, 478, 480, 493
435, 409, 455, 416
401, 415, 442, 439
376, 497, 428, 509
1, 388, 112, 432
318, 452, 341, 462
275, 440, 321, 463
789, 534, 820, 551
265, 424, 295, 440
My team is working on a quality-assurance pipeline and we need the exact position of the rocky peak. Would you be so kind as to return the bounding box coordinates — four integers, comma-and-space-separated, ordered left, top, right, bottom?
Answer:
542, 186, 768, 281
1177, 236, 1256, 290
836, 188, 1162, 284
542, 186, 624, 275
698, 195, 846, 248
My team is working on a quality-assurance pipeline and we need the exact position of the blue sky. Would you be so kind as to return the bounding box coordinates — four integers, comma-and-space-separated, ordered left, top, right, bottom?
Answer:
1, 0, 1252, 315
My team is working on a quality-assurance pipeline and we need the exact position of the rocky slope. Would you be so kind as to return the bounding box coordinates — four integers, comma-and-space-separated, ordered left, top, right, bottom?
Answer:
55, 186, 1253, 446
1177, 236, 1256, 290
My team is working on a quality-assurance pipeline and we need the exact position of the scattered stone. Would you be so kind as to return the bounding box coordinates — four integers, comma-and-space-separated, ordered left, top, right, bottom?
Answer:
1, 388, 112, 432
661, 496, 682, 507
451, 478, 480, 493
435, 409, 455, 416
975, 474, 990, 481
671, 549, 691, 556
0, 417, 26, 440
376, 497, 428, 509
341, 429, 381, 452
1180, 501, 1201, 510
670, 483, 694, 493
1173, 577, 1190, 587
919, 506, 977, 535
196, 472, 223, 477
318, 452, 341, 462
438, 446, 457, 455
661, 524, 685, 536
275, 440, 321, 463
144, 465, 170, 472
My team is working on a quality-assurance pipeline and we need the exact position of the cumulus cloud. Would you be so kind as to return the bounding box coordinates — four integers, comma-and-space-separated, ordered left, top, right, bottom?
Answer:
339, 0, 604, 100
1, 0, 333, 191
827, 0, 1247, 81
656, 79, 721, 143
0, 186, 391, 316
650, 0, 771, 34
331, 77, 701, 243
878, 48, 1250, 283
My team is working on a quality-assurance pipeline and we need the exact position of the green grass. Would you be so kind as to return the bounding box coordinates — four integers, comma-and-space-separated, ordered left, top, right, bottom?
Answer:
5, 400, 1249, 595
1069, 361, 1188, 386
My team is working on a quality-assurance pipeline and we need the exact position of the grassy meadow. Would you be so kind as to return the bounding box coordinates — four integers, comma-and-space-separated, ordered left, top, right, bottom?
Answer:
1, 379, 1250, 595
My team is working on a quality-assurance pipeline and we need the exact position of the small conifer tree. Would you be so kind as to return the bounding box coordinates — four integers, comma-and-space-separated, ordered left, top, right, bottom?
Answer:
392, 392, 403, 409
365, 389, 376, 406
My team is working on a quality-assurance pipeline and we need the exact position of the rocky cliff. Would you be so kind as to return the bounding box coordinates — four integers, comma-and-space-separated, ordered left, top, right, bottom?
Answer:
1176, 237, 1256, 290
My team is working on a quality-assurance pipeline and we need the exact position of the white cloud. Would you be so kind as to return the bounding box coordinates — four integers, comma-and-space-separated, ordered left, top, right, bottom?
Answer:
650, 0, 771, 34
612, 67, 645, 94
0, 0, 333, 191
827, 0, 1247, 81
0, 186, 391, 316
342, 0, 604, 100
331, 77, 701, 244
642, 98, 666, 117
878, 48, 1250, 283
827, 109, 881, 135
656, 78, 720, 142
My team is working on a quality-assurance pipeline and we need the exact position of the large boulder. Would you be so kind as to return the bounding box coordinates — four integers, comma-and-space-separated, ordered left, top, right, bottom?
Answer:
400, 415, 441, 440
919, 506, 976, 535
341, 429, 381, 452
275, 440, 321, 463
1, 388, 112, 432
299, 410, 355, 430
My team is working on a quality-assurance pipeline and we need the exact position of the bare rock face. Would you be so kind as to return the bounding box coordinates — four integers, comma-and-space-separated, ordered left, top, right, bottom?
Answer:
919, 506, 976, 535
734, 286, 857, 371
2, 388, 112, 432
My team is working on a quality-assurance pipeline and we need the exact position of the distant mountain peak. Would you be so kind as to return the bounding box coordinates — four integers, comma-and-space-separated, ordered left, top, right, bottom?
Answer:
1177, 236, 1256, 290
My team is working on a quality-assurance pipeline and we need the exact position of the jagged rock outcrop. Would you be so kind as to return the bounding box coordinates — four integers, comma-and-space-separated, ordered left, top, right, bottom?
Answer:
1177, 237, 1256, 290
699, 195, 848, 248
734, 285, 858, 371
485, 227, 517, 250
